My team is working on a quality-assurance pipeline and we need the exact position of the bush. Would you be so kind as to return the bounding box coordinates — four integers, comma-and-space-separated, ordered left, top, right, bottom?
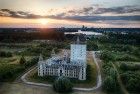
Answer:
0, 51, 12, 57
103, 76, 117, 92
101, 51, 115, 62
120, 63, 140, 71
102, 62, 112, 75
120, 63, 127, 70
121, 71, 140, 92
19, 56, 26, 65
0, 64, 25, 81
117, 54, 138, 61
25, 57, 38, 68
109, 68, 117, 80
87, 41, 99, 51
102, 62, 118, 92
53, 76, 73, 93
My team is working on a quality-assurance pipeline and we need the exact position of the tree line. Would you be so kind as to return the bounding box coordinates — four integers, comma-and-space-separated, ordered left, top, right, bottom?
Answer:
0, 30, 65, 42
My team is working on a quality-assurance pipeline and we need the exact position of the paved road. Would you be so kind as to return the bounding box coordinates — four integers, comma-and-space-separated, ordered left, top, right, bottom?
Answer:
21, 51, 102, 91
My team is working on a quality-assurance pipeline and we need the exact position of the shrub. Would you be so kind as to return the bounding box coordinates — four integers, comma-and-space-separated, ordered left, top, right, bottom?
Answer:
102, 62, 112, 75
120, 63, 140, 71
101, 51, 115, 62
53, 76, 73, 93
103, 76, 117, 92
121, 71, 140, 92
117, 54, 138, 61
120, 63, 127, 70
109, 68, 117, 80
102, 61, 118, 92
0, 64, 25, 81
0, 51, 12, 57
87, 41, 99, 51
25, 57, 38, 68
19, 56, 26, 65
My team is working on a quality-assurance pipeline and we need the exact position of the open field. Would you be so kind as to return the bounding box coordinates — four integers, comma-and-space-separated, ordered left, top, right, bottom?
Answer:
0, 55, 36, 82
0, 42, 41, 82
0, 56, 33, 64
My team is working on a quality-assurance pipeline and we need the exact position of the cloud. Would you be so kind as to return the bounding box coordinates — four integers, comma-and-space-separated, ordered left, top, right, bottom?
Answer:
48, 15, 140, 22
94, 5, 140, 14
0, 5, 140, 23
45, 5, 140, 22
65, 5, 140, 16
0, 9, 42, 18
66, 7, 93, 16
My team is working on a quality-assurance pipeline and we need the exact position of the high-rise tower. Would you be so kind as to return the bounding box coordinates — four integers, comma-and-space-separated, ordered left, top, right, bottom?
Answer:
70, 36, 87, 63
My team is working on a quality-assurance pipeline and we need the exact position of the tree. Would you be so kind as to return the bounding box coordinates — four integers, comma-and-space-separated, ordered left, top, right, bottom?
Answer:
87, 41, 99, 51
53, 76, 73, 93
0, 51, 12, 57
120, 63, 128, 70
103, 76, 117, 92
25, 57, 38, 68
19, 56, 26, 65
101, 51, 115, 62
6, 52, 12, 57
121, 71, 140, 92
109, 68, 117, 80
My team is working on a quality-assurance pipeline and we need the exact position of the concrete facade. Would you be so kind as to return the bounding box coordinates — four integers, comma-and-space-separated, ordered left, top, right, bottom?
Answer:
38, 39, 87, 80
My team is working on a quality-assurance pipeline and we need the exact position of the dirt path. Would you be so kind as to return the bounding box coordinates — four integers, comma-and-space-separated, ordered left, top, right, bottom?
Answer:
112, 63, 129, 94
20, 51, 102, 91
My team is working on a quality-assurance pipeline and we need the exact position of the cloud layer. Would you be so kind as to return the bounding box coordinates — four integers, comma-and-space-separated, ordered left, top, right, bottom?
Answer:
0, 5, 140, 27
0, 9, 43, 19
65, 5, 140, 16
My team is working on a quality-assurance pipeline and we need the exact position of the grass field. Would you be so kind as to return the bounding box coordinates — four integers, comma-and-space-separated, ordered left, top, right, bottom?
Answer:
0, 56, 33, 64
0, 55, 34, 82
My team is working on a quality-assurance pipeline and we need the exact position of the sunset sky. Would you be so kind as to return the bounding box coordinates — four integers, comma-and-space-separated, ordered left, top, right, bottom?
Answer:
0, 0, 140, 28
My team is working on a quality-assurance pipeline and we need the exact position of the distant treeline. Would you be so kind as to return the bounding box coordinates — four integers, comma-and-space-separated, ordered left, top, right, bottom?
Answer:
0, 28, 140, 43
0, 28, 140, 33
99, 32, 140, 45
0, 29, 65, 42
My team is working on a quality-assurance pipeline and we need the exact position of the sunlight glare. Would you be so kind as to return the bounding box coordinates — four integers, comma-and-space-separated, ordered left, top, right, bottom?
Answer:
39, 19, 49, 25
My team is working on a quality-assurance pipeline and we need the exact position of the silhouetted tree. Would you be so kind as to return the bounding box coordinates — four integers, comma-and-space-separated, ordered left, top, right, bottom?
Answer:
19, 56, 26, 65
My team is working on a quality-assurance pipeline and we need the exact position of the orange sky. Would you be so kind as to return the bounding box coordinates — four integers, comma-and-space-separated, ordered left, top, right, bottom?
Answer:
0, 0, 140, 28
1, 16, 140, 28
0, 16, 97, 28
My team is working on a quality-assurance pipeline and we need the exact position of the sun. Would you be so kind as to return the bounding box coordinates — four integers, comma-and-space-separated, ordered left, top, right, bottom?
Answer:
39, 19, 49, 25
